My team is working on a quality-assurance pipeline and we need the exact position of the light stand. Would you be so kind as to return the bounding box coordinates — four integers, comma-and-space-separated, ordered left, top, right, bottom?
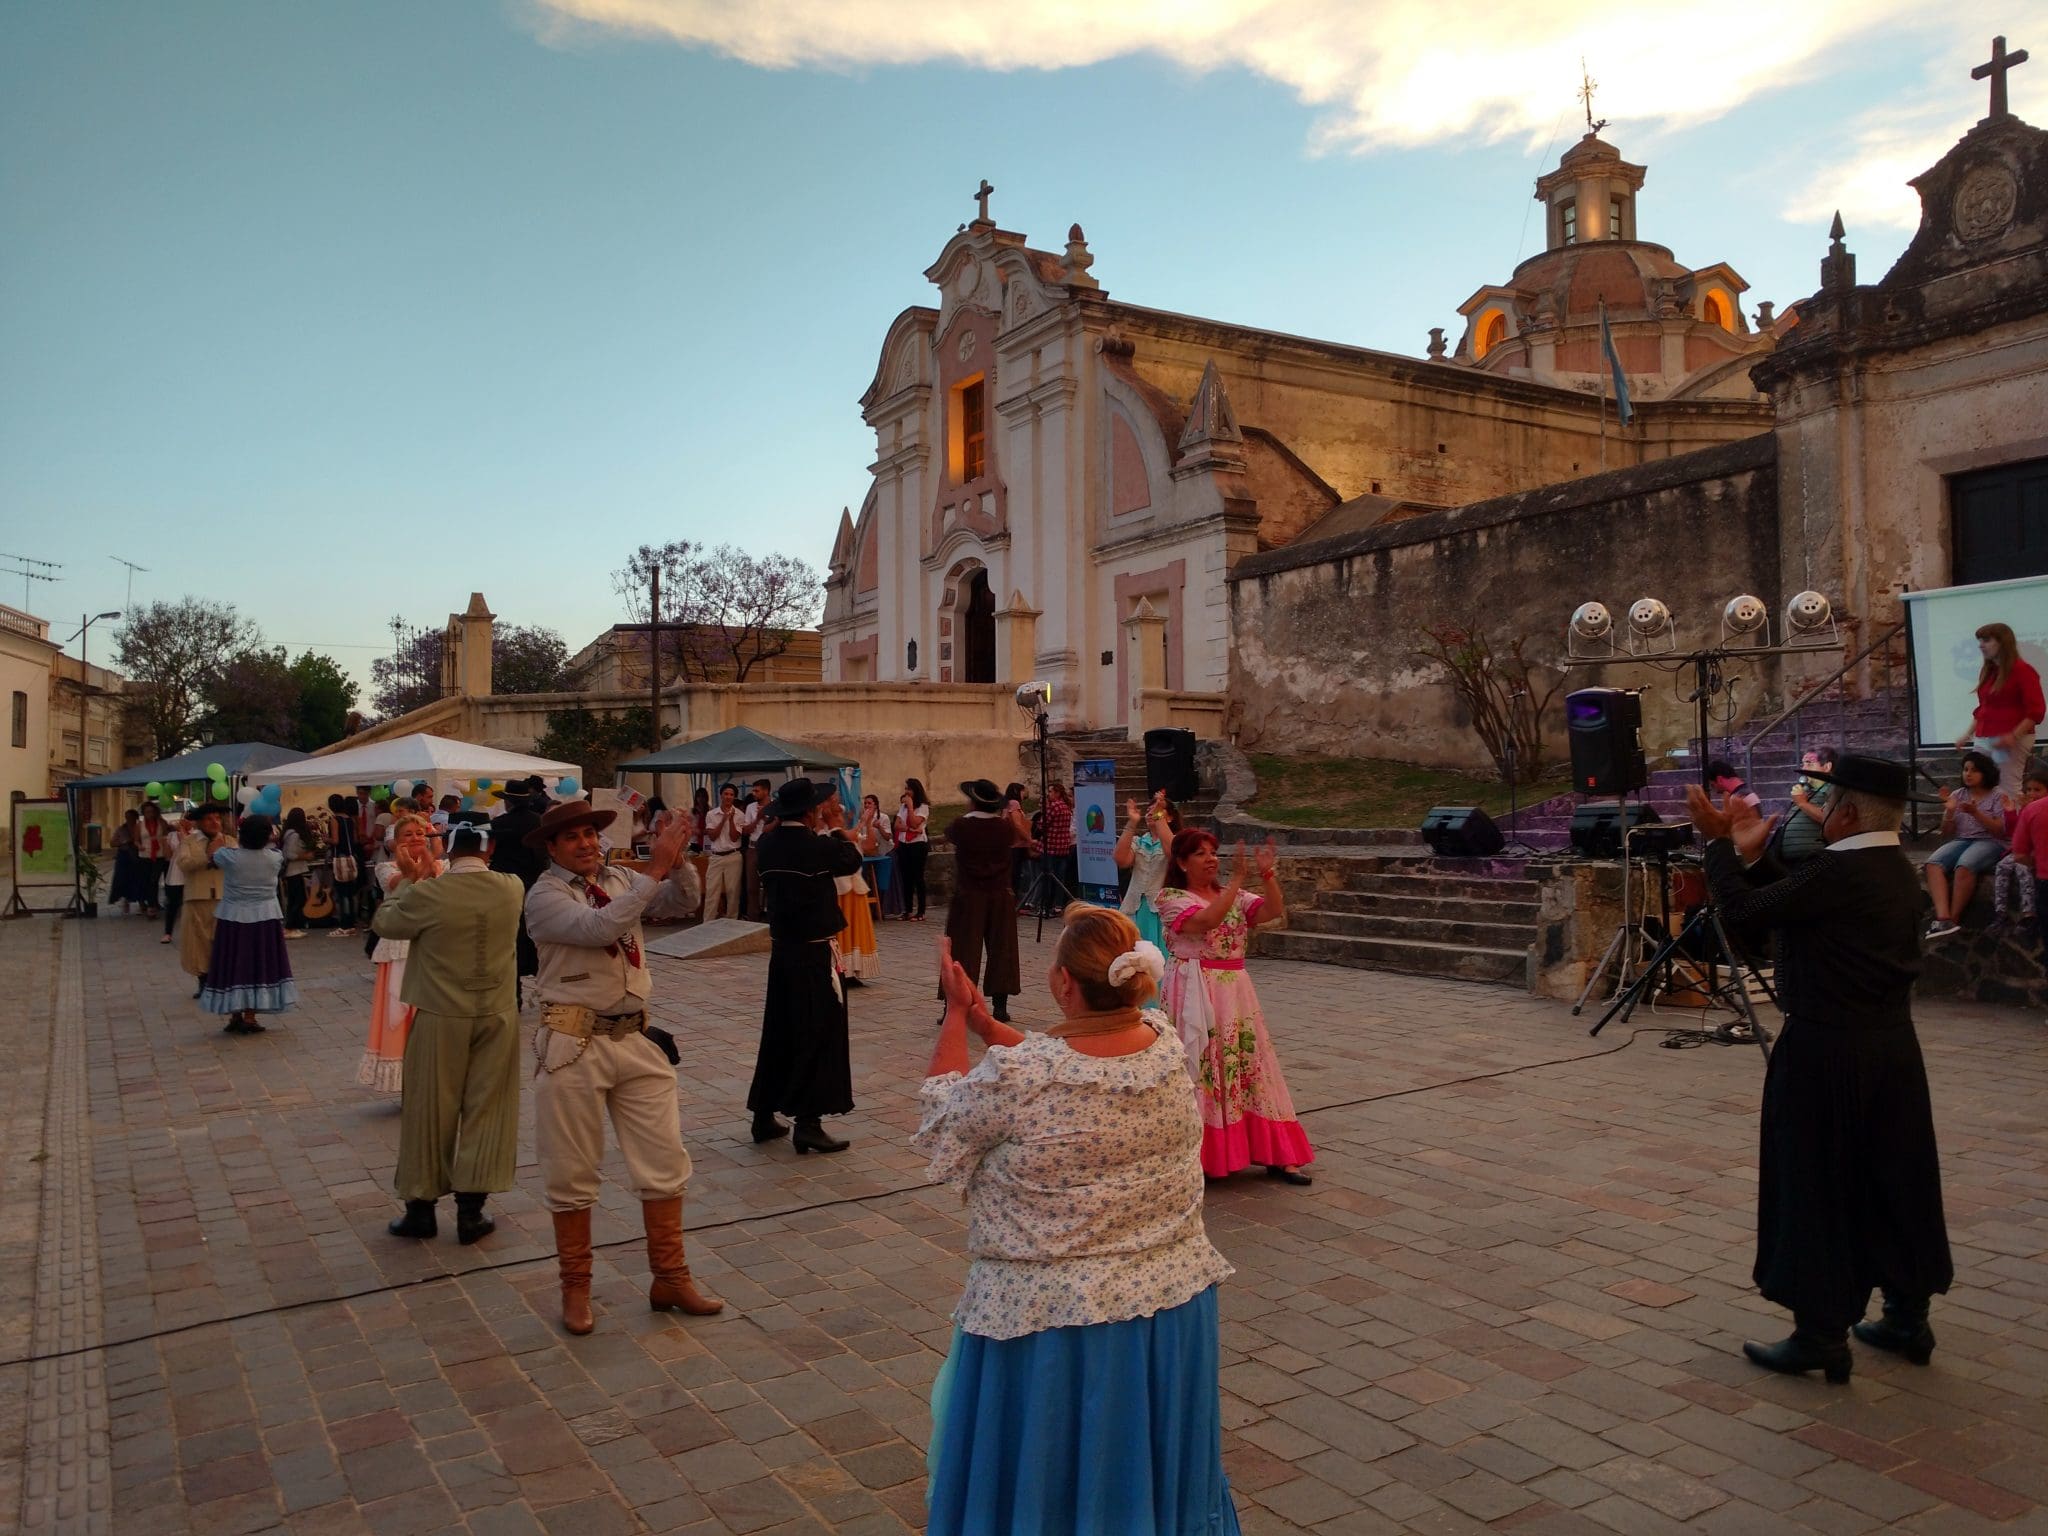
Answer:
1590, 895, 1775, 1062
1020, 707, 1077, 944
1571, 787, 1641, 1014
1500, 687, 1542, 856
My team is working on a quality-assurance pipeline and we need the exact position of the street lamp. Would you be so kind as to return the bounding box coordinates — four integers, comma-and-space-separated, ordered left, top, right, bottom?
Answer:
63, 610, 122, 915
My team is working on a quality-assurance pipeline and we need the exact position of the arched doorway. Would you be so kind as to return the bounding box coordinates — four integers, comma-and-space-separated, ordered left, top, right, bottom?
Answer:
963, 569, 996, 683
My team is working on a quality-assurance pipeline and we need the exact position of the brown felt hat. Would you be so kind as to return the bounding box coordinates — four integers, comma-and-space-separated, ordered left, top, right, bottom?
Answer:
524, 798, 617, 849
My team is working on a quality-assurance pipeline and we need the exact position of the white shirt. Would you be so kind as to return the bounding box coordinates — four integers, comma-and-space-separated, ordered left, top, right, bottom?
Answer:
164, 828, 186, 888
704, 804, 748, 854
896, 805, 930, 845
1829, 830, 1902, 851
915, 1016, 1233, 1340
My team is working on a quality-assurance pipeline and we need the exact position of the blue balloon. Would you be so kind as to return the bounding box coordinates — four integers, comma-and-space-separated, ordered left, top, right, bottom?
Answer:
475, 778, 492, 790
555, 776, 580, 797
460, 796, 475, 810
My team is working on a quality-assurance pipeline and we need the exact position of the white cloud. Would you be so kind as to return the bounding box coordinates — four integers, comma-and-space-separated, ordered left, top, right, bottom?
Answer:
527, 0, 1933, 145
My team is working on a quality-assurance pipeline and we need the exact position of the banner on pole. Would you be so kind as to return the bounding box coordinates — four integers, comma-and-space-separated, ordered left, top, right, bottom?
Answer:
1073, 758, 1120, 900
7, 798, 77, 916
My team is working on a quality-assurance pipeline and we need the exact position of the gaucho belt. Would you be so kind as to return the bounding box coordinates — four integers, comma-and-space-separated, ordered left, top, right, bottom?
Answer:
541, 1003, 646, 1041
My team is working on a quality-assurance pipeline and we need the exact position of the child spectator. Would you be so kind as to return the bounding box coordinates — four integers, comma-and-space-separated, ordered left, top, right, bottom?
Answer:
1999, 763, 2048, 947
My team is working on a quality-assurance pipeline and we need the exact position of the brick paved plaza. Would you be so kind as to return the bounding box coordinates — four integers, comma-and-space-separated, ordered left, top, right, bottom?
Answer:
3, 909, 2046, 1535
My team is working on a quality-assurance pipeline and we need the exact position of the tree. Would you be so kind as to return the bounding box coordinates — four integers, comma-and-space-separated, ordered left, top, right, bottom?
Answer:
288, 651, 356, 751
696, 546, 822, 681
114, 597, 261, 759
609, 540, 714, 684
1413, 623, 1564, 785
202, 648, 299, 745
369, 618, 568, 719
534, 705, 655, 785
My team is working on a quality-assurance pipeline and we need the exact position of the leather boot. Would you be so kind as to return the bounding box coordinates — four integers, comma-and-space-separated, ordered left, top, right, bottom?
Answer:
453, 1192, 494, 1246
387, 1200, 437, 1239
552, 1208, 595, 1335
1743, 1320, 1851, 1383
643, 1198, 723, 1315
1853, 1293, 1935, 1365
792, 1118, 850, 1155
751, 1113, 790, 1143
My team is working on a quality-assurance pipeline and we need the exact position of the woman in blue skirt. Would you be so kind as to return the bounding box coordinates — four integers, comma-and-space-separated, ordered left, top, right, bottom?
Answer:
200, 814, 299, 1035
919, 906, 1241, 1536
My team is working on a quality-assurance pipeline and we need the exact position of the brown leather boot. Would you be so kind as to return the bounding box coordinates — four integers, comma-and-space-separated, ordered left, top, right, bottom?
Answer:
552, 1208, 595, 1335
643, 1197, 723, 1316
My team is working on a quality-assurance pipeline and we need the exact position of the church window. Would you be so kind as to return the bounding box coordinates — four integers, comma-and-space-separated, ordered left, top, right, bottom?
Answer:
1559, 200, 1577, 246
1702, 291, 1732, 331
9, 691, 25, 749
906, 639, 918, 672
1476, 311, 1508, 359
951, 377, 988, 483
1608, 195, 1625, 238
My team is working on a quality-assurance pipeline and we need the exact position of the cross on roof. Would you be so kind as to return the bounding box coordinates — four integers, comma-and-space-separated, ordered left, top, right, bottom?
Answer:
1972, 35, 2028, 119
973, 178, 995, 224
1578, 59, 1606, 134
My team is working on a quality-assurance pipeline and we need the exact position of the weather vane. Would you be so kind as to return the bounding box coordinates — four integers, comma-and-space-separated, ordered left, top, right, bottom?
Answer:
1579, 58, 1607, 135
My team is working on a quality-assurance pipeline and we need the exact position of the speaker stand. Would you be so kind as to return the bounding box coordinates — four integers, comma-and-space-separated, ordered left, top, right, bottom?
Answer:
1500, 733, 1542, 856
1570, 790, 1645, 1016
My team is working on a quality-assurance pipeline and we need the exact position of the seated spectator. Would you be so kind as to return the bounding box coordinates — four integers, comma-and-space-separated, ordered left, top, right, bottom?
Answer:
2000, 762, 2048, 949
1925, 751, 2014, 942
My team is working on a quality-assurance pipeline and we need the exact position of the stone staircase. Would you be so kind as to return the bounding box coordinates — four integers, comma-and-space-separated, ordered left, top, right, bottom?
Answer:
1038, 728, 1223, 825
1507, 687, 1933, 850
1256, 856, 1545, 986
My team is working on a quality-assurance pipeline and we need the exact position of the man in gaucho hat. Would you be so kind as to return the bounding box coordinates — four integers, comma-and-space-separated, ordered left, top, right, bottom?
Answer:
524, 796, 719, 1335
1685, 754, 1953, 1383
943, 779, 1029, 1022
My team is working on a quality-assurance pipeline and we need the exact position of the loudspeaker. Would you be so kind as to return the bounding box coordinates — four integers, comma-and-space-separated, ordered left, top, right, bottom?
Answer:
1419, 805, 1505, 858
1566, 687, 1647, 794
1568, 801, 1660, 859
1143, 728, 1199, 801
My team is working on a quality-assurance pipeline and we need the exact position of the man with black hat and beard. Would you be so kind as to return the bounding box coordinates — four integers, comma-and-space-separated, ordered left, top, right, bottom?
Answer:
525, 797, 718, 1335
1685, 754, 1953, 1384
489, 777, 549, 1000
747, 779, 863, 1153
944, 779, 1029, 1022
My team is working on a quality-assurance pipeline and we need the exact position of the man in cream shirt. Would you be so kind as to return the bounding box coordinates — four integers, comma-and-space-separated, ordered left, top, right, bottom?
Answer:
524, 798, 720, 1335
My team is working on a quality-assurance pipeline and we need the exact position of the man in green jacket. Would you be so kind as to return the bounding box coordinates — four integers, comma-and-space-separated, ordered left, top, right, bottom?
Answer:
372, 811, 526, 1244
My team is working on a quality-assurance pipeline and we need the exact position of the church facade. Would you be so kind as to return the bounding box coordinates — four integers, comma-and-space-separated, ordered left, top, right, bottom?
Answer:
822, 136, 1782, 732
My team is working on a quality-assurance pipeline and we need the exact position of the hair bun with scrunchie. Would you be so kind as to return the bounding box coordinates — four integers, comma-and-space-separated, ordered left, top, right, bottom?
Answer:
1106, 940, 1166, 989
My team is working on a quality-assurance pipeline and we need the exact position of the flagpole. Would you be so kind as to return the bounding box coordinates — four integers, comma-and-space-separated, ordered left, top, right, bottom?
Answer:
1598, 300, 1608, 471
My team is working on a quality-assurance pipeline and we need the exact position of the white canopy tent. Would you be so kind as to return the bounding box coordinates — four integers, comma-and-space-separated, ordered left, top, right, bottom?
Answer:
247, 732, 579, 788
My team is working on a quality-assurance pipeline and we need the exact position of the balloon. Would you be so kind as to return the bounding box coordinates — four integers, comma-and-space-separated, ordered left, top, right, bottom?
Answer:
206, 763, 226, 781
370, 786, 390, 803
391, 779, 411, 798
475, 778, 492, 790
144, 781, 163, 798
237, 785, 257, 805
556, 776, 580, 797
210, 781, 230, 801
460, 796, 475, 811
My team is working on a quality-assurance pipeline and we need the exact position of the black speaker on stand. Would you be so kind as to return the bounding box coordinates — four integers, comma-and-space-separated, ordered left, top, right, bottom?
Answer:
1144, 728, 1199, 801
1566, 688, 1647, 795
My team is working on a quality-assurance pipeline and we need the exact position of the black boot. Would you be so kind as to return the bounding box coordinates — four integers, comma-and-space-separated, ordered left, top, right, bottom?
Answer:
454, 1192, 495, 1245
388, 1200, 438, 1239
991, 995, 1011, 1023
1742, 1320, 1851, 1383
751, 1113, 790, 1143
1853, 1293, 1935, 1365
792, 1119, 850, 1155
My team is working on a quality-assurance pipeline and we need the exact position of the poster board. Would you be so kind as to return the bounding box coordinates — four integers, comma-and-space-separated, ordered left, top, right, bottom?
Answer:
1073, 758, 1120, 901
1901, 575, 2048, 746
8, 798, 76, 914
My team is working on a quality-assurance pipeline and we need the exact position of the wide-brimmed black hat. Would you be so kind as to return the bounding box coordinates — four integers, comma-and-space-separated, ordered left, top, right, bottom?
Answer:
1805, 753, 1943, 805
769, 778, 831, 820
960, 779, 1006, 812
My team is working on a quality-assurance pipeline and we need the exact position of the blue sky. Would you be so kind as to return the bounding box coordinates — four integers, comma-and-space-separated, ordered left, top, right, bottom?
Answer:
2, 1, 2036, 696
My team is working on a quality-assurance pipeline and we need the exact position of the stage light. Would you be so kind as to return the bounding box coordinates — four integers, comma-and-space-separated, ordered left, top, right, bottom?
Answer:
1570, 601, 1613, 643
1721, 593, 1768, 646
1626, 596, 1675, 656
1014, 680, 1052, 716
1785, 590, 1832, 634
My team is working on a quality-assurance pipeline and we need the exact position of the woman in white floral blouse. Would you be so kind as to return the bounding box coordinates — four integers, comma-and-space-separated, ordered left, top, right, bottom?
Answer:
916, 907, 1242, 1535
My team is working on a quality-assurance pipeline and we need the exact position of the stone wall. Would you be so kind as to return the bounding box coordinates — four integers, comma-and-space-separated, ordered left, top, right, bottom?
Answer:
1227, 434, 1781, 772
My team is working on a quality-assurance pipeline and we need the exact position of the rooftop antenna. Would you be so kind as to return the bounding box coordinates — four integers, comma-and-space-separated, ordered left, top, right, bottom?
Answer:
1578, 58, 1607, 135
0, 552, 60, 612
110, 554, 150, 613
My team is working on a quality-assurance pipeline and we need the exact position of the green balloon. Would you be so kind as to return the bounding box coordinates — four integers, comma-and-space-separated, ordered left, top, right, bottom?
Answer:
210, 781, 231, 801
206, 763, 226, 780
144, 781, 163, 798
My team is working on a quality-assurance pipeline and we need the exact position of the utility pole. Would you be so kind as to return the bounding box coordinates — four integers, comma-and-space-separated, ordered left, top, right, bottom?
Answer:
65, 609, 123, 914
612, 565, 691, 805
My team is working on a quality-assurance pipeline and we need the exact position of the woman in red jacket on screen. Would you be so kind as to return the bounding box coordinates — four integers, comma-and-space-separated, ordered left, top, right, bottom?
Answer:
1955, 622, 2043, 797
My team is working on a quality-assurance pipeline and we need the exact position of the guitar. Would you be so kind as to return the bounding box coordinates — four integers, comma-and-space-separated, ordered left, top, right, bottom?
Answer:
302, 871, 336, 922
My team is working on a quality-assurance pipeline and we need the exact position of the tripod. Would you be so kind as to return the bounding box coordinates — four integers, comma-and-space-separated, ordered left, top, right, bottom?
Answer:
1590, 894, 1775, 1061
1571, 790, 1644, 1015
1023, 708, 1078, 944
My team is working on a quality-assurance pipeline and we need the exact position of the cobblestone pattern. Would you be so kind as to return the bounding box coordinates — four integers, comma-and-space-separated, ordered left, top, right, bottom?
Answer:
18, 922, 112, 1532
3, 908, 2044, 1533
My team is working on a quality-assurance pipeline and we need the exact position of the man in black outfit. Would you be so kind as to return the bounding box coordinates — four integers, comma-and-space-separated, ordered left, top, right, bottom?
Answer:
1686, 755, 1952, 1383
488, 777, 549, 1001
747, 779, 862, 1154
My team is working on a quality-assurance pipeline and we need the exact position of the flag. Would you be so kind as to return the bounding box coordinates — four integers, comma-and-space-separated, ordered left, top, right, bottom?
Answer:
1600, 300, 1634, 427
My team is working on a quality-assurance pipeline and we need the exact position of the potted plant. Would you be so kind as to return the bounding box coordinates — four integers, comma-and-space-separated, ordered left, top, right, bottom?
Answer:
77, 850, 103, 916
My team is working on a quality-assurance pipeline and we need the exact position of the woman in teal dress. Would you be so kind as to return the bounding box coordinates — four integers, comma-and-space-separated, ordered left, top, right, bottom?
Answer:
1115, 791, 1179, 949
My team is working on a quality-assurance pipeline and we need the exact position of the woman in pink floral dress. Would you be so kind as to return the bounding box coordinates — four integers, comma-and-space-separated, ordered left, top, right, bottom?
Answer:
1155, 830, 1314, 1184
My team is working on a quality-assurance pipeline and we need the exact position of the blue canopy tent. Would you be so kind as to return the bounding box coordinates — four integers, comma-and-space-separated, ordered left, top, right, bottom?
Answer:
67, 741, 309, 795
615, 726, 860, 813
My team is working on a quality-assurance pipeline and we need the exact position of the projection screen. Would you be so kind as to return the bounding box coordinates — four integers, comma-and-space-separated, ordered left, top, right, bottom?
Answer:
1901, 575, 2048, 747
